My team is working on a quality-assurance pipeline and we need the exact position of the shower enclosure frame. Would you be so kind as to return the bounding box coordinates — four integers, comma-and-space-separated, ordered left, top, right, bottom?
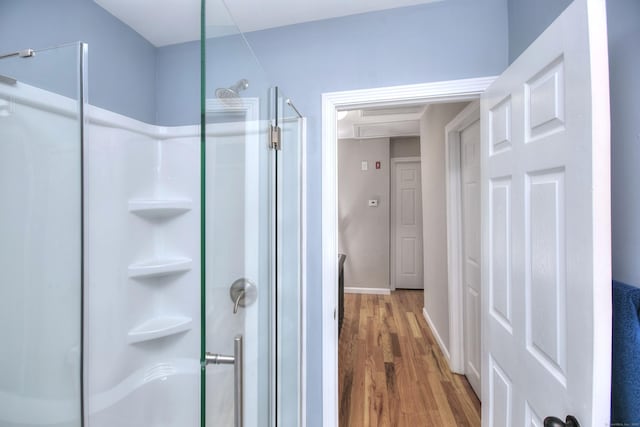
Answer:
1, 5, 305, 424
0, 40, 89, 427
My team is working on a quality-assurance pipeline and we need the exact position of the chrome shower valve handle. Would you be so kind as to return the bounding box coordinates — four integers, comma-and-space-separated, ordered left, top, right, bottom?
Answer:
229, 278, 257, 314
233, 289, 246, 314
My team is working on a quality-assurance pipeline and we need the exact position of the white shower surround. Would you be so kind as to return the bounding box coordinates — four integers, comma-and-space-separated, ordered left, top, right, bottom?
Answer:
0, 81, 82, 427
0, 81, 266, 426
85, 106, 202, 427
86, 101, 265, 427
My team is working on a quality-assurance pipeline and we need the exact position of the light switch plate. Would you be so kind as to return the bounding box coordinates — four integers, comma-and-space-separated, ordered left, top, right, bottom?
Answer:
361, 161, 368, 171
368, 199, 378, 207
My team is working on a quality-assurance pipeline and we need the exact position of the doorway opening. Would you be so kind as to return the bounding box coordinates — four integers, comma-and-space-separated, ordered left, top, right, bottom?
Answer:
323, 78, 496, 425
337, 106, 425, 297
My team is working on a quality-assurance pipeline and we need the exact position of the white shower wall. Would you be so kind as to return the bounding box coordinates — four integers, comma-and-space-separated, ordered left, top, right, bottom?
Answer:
85, 103, 265, 426
0, 79, 82, 427
85, 106, 202, 426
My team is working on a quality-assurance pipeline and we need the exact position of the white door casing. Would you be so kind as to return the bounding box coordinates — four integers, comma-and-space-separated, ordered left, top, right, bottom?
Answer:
445, 100, 481, 375
321, 77, 497, 427
481, 1, 611, 426
461, 119, 481, 398
391, 158, 424, 290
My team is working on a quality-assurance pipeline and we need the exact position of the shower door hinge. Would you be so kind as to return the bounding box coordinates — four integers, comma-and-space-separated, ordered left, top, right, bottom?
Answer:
270, 125, 282, 150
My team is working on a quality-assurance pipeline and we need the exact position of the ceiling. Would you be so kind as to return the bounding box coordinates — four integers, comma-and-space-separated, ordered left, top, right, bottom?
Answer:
94, 0, 443, 47
224, 0, 444, 33
94, 0, 236, 47
338, 105, 427, 140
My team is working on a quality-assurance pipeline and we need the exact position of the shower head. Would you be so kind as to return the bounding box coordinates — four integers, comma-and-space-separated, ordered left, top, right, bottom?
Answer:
215, 79, 249, 99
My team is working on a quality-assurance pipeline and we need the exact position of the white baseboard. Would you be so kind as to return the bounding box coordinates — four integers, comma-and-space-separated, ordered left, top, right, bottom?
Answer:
344, 286, 391, 295
422, 307, 451, 366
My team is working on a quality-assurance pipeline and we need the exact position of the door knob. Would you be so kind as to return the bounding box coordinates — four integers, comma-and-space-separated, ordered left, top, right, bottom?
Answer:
543, 415, 580, 427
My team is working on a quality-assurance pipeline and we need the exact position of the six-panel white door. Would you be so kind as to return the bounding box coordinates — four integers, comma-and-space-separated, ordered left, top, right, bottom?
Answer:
461, 119, 482, 398
391, 160, 424, 289
480, 0, 611, 426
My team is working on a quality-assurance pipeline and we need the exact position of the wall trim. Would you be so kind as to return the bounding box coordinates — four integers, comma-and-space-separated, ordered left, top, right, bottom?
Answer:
321, 76, 496, 427
444, 100, 481, 375
300, 117, 308, 427
344, 286, 391, 295
423, 307, 451, 365
390, 156, 421, 163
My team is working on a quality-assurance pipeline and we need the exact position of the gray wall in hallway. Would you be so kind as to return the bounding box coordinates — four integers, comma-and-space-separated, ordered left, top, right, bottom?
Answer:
391, 137, 421, 158
338, 138, 391, 290
242, 1, 509, 424
0, 0, 157, 124
420, 102, 469, 357
507, 0, 640, 287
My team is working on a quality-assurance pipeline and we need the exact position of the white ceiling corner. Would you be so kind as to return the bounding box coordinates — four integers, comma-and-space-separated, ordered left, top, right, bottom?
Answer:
94, 0, 237, 47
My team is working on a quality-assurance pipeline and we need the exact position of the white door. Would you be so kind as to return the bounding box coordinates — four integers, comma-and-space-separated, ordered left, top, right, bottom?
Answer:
481, 0, 611, 426
392, 160, 424, 289
461, 119, 481, 398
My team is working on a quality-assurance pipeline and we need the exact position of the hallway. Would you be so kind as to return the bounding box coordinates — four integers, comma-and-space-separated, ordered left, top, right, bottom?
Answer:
339, 290, 480, 426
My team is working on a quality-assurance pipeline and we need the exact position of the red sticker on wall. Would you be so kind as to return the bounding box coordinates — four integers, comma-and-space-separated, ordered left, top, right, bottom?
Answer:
375, 161, 381, 169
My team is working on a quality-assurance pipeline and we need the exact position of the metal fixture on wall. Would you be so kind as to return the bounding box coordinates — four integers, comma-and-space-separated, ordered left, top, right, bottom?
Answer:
0, 48, 35, 60
215, 78, 249, 99
229, 278, 257, 314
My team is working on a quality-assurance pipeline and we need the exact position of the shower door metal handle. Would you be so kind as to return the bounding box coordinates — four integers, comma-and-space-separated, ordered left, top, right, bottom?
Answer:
205, 335, 243, 427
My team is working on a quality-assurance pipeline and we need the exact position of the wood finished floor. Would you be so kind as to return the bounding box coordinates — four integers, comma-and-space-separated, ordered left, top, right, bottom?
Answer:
339, 290, 481, 426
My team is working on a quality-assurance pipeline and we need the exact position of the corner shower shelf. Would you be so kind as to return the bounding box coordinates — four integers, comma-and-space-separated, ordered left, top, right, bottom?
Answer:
128, 258, 192, 278
128, 199, 192, 219
127, 316, 193, 344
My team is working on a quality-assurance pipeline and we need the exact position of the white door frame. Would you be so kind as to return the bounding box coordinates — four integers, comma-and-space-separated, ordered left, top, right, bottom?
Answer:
321, 76, 496, 427
390, 156, 422, 291
444, 100, 481, 374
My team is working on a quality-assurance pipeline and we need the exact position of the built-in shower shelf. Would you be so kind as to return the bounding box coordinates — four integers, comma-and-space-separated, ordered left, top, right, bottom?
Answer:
128, 258, 192, 278
127, 316, 193, 344
128, 199, 192, 219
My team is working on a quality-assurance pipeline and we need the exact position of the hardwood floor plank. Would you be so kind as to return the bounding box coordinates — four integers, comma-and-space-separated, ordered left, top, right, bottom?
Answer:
339, 290, 481, 426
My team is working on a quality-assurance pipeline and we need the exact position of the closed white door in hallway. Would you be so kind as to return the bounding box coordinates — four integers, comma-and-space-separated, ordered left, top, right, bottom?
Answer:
391, 159, 424, 289
461, 119, 481, 398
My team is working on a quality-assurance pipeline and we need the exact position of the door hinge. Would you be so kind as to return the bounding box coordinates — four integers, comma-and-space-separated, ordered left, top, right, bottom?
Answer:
270, 124, 281, 150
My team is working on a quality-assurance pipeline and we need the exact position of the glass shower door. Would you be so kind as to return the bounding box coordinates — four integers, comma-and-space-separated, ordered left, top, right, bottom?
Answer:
201, 2, 304, 426
202, 1, 277, 426
0, 42, 86, 427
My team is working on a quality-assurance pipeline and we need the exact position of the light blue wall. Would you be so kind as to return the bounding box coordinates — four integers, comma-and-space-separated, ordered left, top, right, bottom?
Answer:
2, 0, 637, 422
156, 35, 274, 126
506, 0, 572, 63
242, 1, 509, 424
0, 40, 83, 102
156, 41, 200, 126
0, 0, 157, 124
608, 0, 640, 286
507, 0, 640, 287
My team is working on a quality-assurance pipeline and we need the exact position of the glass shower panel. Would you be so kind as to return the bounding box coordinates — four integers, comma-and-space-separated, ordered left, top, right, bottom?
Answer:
202, 1, 275, 426
0, 43, 85, 427
276, 93, 304, 427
